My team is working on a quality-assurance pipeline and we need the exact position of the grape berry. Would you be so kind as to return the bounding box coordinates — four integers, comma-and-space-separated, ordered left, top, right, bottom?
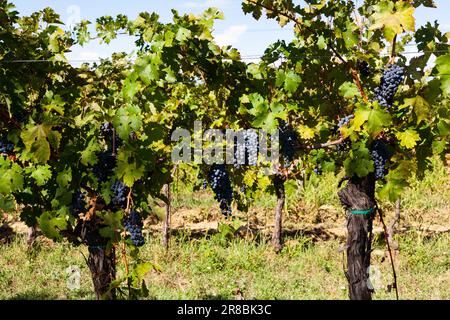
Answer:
337, 115, 354, 129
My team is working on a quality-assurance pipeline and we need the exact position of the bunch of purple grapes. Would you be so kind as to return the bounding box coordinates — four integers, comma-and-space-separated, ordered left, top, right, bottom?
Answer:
357, 61, 370, 78
70, 189, 87, 217
110, 181, 128, 210
100, 122, 122, 147
234, 129, 259, 168
92, 150, 116, 182
374, 64, 404, 108
337, 115, 354, 129
123, 210, 145, 247
208, 164, 233, 216
0, 140, 14, 154
279, 121, 297, 168
370, 140, 390, 180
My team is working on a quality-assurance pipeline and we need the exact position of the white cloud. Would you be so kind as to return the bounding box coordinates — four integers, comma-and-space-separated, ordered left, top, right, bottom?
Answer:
214, 24, 248, 47
182, 0, 231, 8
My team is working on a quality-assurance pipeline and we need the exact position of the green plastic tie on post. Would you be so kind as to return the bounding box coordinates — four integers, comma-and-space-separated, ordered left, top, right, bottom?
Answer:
350, 208, 374, 215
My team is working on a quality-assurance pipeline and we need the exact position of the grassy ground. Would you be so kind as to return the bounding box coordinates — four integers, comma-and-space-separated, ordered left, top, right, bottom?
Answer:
0, 157, 449, 300
0, 232, 448, 300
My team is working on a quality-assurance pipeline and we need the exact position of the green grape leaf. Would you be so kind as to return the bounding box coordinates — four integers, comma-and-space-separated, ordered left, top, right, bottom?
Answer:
116, 152, 145, 187
298, 125, 315, 140
0, 159, 24, 194
317, 35, 327, 50
339, 81, 361, 99
21, 124, 54, 164
30, 165, 52, 186
432, 140, 446, 154
38, 211, 67, 241
437, 120, 450, 136
175, 27, 192, 42
99, 211, 123, 240
80, 140, 101, 166
435, 54, 450, 95
343, 144, 374, 178
366, 108, 392, 137
122, 76, 140, 101
284, 70, 301, 93
113, 105, 143, 140
378, 161, 411, 201
56, 168, 72, 188
0, 194, 15, 212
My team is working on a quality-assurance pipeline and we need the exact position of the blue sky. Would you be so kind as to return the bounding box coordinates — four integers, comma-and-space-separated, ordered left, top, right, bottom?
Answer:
11, 0, 450, 65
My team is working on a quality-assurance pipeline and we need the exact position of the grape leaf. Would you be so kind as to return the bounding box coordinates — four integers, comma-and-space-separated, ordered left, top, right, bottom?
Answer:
435, 54, 450, 95
113, 105, 143, 140
403, 95, 430, 124
298, 125, 315, 140
30, 165, 52, 186
339, 82, 361, 99
370, 1, 415, 42
344, 144, 374, 178
396, 129, 420, 149
38, 211, 67, 241
116, 152, 145, 187
21, 124, 53, 164
0, 159, 23, 194
284, 70, 301, 93
366, 108, 392, 137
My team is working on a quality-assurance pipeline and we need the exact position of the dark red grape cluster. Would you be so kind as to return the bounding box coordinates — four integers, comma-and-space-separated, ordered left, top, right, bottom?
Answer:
279, 121, 297, 168
374, 64, 404, 108
123, 210, 145, 247
208, 164, 232, 216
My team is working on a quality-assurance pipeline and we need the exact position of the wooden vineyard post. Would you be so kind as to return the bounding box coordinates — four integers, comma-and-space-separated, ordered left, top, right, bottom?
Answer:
162, 183, 171, 251
338, 175, 376, 300
272, 175, 286, 252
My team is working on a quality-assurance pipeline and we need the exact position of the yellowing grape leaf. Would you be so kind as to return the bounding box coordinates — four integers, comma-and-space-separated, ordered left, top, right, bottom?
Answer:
370, 1, 415, 42
396, 129, 420, 149
402, 96, 430, 124
299, 125, 315, 140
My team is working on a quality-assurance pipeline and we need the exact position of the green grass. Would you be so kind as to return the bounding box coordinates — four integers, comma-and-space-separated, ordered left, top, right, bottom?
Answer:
0, 232, 448, 300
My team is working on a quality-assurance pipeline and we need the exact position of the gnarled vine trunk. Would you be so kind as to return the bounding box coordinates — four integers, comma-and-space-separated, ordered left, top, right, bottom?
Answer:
87, 246, 116, 300
338, 175, 376, 300
27, 226, 37, 248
